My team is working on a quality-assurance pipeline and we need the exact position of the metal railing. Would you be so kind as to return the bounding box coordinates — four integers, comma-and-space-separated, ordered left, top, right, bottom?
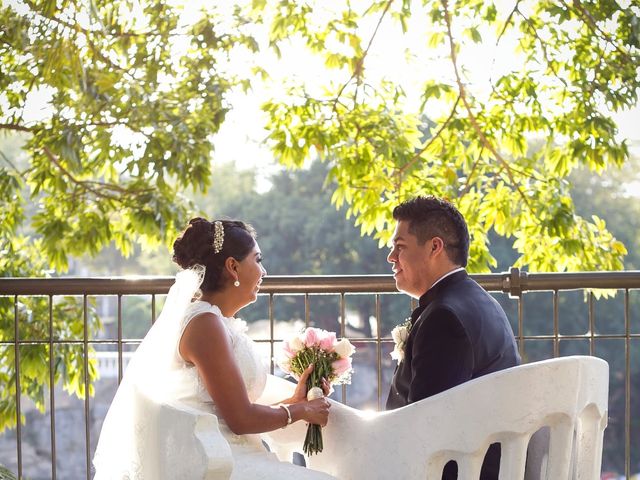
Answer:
0, 268, 639, 479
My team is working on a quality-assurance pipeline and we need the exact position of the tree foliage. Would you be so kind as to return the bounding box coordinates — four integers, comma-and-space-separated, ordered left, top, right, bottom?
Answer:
1, 0, 258, 269
0, 0, 257, 432
1, 0, 638, 273
2, 0, 637, 276
260, 0, 639, 272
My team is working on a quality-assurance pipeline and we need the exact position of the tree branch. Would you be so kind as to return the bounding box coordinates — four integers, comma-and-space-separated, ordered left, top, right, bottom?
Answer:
84, 179, 154, 195
21, 0, 160, 76
0, 123, 33, 133
398, 94, 461, 175
0, 149, 22, 174
487, 0, 521, 90
332, 0, 395, 113
515, 9, 568, 88
459, 147, 485, 197
561, 0, 632, 60
43, 147, 122, 202
21, 0, 171, 40
441, 0, 532, 209
495, 0, 521, 47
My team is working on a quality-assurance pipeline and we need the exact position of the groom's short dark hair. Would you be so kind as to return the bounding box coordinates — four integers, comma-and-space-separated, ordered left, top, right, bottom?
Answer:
393, 196, 470, 267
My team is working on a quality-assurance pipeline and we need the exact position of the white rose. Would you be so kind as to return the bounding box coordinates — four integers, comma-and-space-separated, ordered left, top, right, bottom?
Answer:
307, 386, 324, 401
390, 322, 411, 364
277, 357, 291, 372
290, 335, 305, 352
334, 338, 355, 358
390, 347, 403, 362
391, 325, 401, 344
391, 325, 409, 344
399, 326, 409, 342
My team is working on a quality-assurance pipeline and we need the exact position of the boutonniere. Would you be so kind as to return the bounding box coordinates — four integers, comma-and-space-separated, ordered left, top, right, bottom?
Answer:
390, 317, 412, 364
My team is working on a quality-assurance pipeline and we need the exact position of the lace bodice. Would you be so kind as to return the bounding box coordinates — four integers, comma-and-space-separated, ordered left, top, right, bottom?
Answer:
176, 301, 268, 408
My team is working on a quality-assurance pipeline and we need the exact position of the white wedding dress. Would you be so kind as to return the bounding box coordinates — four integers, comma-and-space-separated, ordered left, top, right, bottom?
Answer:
175, 301, 334, 479
93, 268, 334, 479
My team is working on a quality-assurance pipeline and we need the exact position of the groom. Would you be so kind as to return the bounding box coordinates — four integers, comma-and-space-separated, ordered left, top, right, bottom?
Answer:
385, 196, 520, 480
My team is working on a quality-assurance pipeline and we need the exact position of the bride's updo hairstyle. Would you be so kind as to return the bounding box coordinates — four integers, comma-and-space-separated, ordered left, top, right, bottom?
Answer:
172, 217, 257, 292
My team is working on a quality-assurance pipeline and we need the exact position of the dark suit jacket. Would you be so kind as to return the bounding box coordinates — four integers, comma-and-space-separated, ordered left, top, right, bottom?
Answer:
386, 270, 520, 479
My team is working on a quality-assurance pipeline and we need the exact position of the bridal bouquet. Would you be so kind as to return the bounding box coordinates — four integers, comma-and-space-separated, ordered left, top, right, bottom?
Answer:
278, 327, 355, 455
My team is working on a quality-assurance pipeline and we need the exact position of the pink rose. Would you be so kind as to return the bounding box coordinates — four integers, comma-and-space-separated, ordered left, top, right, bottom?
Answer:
303, 327, 321, 347
282, 340, 295, 359
331, 357, 352, 377
319, 331, 337, 351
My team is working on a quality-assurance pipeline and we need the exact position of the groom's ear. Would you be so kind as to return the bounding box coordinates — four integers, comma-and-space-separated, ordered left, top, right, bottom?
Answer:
430, 237, 445, 254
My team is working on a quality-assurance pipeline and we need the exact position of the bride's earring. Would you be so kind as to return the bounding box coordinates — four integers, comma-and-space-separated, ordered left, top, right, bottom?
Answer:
234, 280, 240, 287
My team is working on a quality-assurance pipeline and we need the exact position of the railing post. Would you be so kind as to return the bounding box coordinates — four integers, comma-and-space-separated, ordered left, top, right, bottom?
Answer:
503, 267, 528, 298
504, 268, 527, 359
13, 296, 22, 480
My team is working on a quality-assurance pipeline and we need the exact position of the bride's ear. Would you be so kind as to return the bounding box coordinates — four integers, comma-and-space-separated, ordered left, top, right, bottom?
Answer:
223, 257, 239, 280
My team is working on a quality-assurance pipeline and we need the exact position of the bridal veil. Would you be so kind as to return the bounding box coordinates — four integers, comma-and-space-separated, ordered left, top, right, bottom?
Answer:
93, 266, 205, 478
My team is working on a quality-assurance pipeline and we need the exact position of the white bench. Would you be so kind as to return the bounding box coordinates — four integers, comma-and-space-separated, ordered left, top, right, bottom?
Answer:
262, 355, 609, 480
130, 355, 608, 480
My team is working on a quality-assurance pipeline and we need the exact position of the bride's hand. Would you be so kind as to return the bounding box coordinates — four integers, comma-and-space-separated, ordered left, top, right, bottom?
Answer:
290, 364, 332, 403
302, 397, 331, 427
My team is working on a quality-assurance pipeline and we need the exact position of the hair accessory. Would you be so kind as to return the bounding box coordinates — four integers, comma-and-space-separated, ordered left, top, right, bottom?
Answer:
234, 280, 240, 287
213, 221, 224, 254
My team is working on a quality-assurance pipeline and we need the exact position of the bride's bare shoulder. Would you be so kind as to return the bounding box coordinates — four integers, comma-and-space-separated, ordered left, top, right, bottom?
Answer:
179, 307, 231, 363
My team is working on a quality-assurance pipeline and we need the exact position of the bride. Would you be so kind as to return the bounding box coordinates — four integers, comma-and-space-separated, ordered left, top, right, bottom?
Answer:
93, 218, 335, 479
